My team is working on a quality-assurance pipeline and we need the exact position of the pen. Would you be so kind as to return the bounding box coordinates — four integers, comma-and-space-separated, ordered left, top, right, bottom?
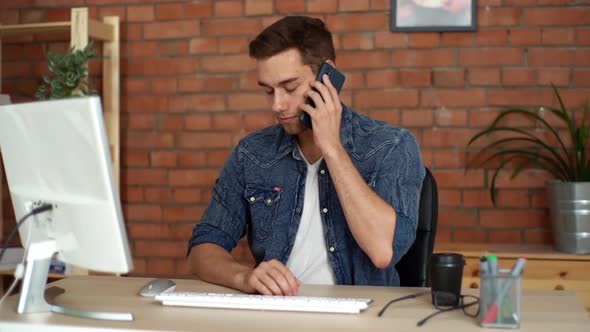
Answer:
482, 257, 527, 324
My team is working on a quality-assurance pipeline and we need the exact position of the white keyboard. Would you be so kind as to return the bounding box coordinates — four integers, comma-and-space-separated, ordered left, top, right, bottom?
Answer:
155, 292, 372, 314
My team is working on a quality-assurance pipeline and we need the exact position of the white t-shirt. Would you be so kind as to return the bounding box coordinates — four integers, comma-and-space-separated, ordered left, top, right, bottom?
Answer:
286, 152, 336, 285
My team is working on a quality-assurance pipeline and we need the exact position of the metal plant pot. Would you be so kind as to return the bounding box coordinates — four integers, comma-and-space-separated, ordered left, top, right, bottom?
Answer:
548, 181, 590, 254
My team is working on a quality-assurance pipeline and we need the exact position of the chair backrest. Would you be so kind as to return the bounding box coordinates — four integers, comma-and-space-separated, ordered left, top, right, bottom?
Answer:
395, 167, 438, 287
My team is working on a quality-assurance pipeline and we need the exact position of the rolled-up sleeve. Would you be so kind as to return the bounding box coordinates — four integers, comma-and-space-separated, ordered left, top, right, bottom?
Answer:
372, 130, 425, 265
187, 146, 248, 256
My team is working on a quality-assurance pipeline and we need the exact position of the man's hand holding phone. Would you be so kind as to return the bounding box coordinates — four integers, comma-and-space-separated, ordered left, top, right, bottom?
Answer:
300, 63, 346, 156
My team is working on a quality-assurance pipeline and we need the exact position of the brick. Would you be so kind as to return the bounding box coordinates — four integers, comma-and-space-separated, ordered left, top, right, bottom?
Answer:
510, 28, 541, 46
524, 229, 553, 245
203, 19, 261, 36
126, 5, 153, 22
367, 110, 400, 125
439, 208, 477, 227
476, 29, 508, 46
163, 207, 204, 222
538, 68, 570, 87
179, 152, 208, 167
438, 189, 461, 207
128, 223, 171, 239
214, 0, 243, 17
150, 151, 178, 167
276, 0, 305, 13
178, 78, 206, 92
460, 48, 524, 66
159, 115, 186, 131
487, 90, 554, 107
523, 7, 590, 26
201, 55, 255, 73
186, 2, 214, 18
168, 95, 225, 112
478, 8, 520, 27
355, 89, 418, 108
308, 0, 338, 13
124, 152, 150, 167
542, 28, 575, 46
367, 69, 398, 88
124, 96, 168, 113
408, 33, 440, 48
185, 114, 213, 131
125, 132, 174, 149
374, 31, 406, 48
336, 51, 391, 69
327, 13, 388, 32
576, 28, 590, 45
454, 229, 487, 243
433, 69, 465, 87
441, 32, 474, 47
399, 69, 431, 87
136, 241, 185, 257
243, 112, 275, 130
480, 210, 548, 228
122, 113, 155, 130
219, 37, 249, 54
467, 68, 500, 86
0, 9, 19, 24
245, 0, 273, 15
176, 133, 232, 149
489, 230, 522, 244
169, 170, 220, 186
422, 89, 486, 107
173, 188, 202, 203
207, 150, 232, 167
573, 69, 590, 87
151, 78, 178, 95
393, 49, 456, 67
124, 204, 163, 222
143, 58, 199, 76
463, 189, 494, 208
432, 149, 465, 168
339, 0, 369, 11
341, 33, 374, 50
145, 188, 174, 203
20, 9, 43, 24
495, 190, 531, 208
97, 6, 125, 20
228, 93, 267, 111
212, 113, 244, 130
431, 169, 485, 188
146, 258, 175, 276
402, 110, 433, 128
155, 3, 183, 20
122, 187, 144, 203
502, 68, 536, 86
206, 76, 237, 92
436, 109, 468, 127
143, 21, 200, 39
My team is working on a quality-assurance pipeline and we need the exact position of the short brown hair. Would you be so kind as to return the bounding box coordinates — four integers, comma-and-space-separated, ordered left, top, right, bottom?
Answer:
249, 16, 335, 74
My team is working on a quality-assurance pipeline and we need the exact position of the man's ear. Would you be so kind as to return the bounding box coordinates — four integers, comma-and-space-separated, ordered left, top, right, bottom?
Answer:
326, 59, 336, 68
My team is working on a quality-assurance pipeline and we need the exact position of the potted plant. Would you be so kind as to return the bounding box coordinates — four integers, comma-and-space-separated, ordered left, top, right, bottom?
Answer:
466, 85, 590, 254
35, 41, 97, 100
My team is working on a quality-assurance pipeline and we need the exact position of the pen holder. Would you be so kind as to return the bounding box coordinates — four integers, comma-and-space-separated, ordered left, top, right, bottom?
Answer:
479, 270, 522, 329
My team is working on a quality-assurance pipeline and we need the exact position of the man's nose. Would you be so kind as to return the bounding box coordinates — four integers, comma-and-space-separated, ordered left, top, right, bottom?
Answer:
271, 90, 287, 113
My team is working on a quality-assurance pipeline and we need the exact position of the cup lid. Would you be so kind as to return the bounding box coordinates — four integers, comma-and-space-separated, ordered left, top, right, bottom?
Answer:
430, 253, 465, 266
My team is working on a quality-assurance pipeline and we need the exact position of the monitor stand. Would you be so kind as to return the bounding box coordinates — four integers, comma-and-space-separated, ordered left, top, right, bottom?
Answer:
17, 240, 133, 321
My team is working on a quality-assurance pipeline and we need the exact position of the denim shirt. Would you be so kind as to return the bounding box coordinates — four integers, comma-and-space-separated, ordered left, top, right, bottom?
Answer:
188, 104, 425, 286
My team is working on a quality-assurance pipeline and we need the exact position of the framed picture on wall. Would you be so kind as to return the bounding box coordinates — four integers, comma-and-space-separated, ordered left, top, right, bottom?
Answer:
391, 0, 477, 32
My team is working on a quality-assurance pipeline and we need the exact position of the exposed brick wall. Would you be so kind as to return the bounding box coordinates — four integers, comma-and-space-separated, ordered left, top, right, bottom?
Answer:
1, 1, 589, 278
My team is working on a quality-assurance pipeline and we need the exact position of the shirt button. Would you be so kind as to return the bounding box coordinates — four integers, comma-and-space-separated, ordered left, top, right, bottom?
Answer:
266, 199, 272, 204
320, 169, 326, 175
250, 197, 256, 202
322, 208, 328, 213
296, 207, 302, 213
329, 246, 335, 253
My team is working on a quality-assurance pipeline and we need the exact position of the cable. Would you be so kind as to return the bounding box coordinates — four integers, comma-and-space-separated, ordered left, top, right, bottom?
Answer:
0, 204, 53, 306
0, 204, 53, 262
377, 290, 430, 317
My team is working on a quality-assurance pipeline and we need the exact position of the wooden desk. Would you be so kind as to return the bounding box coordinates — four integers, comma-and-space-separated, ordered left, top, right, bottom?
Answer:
0, 276, 587, 332
435, 243, 590, 311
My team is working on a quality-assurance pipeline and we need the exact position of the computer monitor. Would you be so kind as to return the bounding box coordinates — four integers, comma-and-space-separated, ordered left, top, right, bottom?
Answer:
0, 96, 133, 319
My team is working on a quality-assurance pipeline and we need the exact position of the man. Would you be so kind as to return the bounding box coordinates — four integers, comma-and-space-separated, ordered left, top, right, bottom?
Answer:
187, 16, 424, 296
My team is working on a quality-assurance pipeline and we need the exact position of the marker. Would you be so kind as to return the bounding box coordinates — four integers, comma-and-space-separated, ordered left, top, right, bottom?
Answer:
479, 256, 489, 276
487, 255, 498, 276
482, 257, 527, 324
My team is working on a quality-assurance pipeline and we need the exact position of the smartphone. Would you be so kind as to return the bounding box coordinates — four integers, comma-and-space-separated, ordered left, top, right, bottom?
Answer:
300, 62, 346, 129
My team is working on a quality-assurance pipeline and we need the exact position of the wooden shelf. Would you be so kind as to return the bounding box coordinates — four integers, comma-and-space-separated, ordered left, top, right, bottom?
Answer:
0, 7, 120, 276
435, 242, 590, 311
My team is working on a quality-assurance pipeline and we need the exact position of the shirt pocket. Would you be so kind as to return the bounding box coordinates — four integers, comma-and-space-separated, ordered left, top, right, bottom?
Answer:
243, 186, 282, 241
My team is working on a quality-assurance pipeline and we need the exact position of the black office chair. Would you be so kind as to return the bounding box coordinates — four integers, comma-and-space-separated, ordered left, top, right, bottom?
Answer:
395, 167, 438, 287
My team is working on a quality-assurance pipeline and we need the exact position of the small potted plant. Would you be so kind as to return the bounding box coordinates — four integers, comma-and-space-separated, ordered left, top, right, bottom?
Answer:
35, 41, 97, 100
466, 85, 590, 254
